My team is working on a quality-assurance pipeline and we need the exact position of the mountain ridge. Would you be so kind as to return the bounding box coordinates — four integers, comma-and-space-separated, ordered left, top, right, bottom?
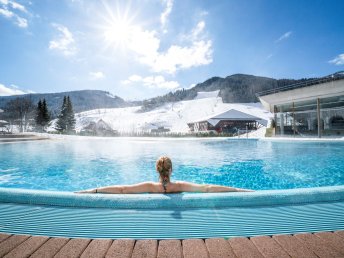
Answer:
0, 90, 127, 117
139, 73, 315, 111
0, 73, 318, 114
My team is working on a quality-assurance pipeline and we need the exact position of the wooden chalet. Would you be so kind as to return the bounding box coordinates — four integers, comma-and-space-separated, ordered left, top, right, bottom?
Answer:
81, 119, 117, 136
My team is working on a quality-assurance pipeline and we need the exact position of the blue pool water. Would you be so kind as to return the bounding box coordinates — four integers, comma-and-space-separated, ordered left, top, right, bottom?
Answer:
0, 138, 343, 191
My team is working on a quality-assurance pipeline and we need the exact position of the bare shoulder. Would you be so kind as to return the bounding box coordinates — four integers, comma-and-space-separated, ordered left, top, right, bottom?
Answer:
174, 181, 199, 186
173, 181, 204, 192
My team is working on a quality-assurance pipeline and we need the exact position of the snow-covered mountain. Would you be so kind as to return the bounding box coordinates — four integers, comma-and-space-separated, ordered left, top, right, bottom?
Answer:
49, 91, 273, 134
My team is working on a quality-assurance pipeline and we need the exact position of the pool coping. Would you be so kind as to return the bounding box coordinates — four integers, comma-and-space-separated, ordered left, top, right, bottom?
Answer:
1, 186, 344, 209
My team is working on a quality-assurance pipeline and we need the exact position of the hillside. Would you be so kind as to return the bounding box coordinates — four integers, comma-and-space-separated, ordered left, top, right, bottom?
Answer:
0, 73, 317, 116
0, 90, 127, 117
140, 74, 314, 111
48, 93, 272, 134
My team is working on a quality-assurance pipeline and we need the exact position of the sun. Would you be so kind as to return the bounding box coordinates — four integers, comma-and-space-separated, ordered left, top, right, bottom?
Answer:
100, 2, 138, 50
104, 18, 133, 48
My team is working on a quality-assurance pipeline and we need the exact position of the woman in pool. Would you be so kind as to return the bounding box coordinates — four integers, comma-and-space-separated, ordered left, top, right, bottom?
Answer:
78, 156, 252, 194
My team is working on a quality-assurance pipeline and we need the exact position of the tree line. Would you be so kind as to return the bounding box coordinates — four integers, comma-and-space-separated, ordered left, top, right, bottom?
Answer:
0, 95, 75, 133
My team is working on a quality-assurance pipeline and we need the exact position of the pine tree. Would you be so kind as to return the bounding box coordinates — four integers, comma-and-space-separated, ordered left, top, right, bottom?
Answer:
66, 96, 75, 132
35, 100, 43, 131
55, 96, 68, 132
55, 96, 75, 133
41, 99, 50, 128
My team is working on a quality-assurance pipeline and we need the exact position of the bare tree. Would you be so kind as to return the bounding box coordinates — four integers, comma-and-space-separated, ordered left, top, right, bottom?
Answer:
3, 96, 35, 132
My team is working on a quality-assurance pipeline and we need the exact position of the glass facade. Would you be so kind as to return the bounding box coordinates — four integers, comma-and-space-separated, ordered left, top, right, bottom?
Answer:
274, 95, 344, 137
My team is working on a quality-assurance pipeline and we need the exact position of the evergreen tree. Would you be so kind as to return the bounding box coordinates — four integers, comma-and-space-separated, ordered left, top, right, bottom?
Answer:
66, 96, 75, 132
41, 99, 50, 128
35, 99, 43, 130
55, 96, 75, 133
55, 96, 68, 132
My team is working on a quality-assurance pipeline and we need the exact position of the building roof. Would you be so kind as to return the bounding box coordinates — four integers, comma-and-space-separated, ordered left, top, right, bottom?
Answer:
211, 109, 261, 120
188, 109, 262, 127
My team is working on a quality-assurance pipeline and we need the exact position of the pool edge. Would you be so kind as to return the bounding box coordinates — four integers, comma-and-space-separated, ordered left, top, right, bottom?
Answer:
1, 186, 344, 209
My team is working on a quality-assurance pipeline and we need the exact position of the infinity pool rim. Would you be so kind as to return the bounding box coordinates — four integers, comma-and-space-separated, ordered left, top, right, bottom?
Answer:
1, 185, 344, 209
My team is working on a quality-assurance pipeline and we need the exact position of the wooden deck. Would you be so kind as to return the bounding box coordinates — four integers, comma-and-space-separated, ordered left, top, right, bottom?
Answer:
0, 231, 344, 258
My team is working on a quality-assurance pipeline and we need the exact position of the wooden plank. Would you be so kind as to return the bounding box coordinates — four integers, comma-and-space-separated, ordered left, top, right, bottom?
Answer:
0, 233, 11, 244
272, 235, 317, 258
250, 236, 290, 258
80, 239, 113, 258
132, 240, 158, 258
182, 239, 209, 258
315, 232, 344, 255
204, 238, 236, 258
334, 230, 344, 239
295, 233, 344, 258
228, 237, 264, 258
0, 235, 30, 257
3, 236, 49, 258
30, 238, 70, 258
105, 239, 135, 258
54, 238, 91, 258
157, 240, 183, 258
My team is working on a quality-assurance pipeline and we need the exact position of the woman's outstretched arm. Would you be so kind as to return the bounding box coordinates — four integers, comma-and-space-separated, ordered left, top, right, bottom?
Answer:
177, 181, 253, 193
76, 182, 158, 194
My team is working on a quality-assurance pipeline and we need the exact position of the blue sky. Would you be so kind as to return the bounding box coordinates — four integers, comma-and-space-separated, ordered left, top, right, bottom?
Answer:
0, 0, 343, 100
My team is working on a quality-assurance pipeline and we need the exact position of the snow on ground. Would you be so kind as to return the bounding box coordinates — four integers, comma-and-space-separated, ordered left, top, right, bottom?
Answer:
194, 90, 220, 99
52, 94, 273, 135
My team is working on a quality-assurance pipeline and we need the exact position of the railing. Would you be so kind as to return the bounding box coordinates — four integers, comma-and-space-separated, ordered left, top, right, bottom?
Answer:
256, 71, 344, 97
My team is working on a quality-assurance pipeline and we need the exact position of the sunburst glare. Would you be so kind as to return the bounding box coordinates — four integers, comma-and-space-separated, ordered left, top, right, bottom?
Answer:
100, 1, 138, 51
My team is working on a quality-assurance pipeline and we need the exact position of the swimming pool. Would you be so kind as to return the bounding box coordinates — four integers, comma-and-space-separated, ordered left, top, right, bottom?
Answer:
1, 137, 344, 239
0, 138, 343, 191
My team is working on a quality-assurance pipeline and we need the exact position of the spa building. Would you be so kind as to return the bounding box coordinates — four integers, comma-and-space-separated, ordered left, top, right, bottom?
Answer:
257, 71, 344, 137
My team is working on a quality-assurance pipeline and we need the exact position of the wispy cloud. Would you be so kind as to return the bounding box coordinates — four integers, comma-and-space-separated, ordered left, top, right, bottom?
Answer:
329, 53, 344, 65
89, 71, 105, 80
122, 74, 180, 89
160, 0, 173, 33
0, 0, 29, 28
276, 31, 292, 43
49, 23, 77, 56
0, 83, 33, 96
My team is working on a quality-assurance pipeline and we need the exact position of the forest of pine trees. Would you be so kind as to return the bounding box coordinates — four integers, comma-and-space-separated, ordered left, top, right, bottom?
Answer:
55, 96, 76, 133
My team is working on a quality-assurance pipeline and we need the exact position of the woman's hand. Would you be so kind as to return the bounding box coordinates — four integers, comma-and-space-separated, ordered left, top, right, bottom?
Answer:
75, 188, 97, 194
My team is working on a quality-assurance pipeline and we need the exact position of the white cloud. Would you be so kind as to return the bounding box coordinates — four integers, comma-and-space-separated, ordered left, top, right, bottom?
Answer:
0, 83, 27, 96
89, 71, 105, 80
276, 31, 292, 43
9, 1, 27, 13
16, 15, 27, 27
329, 53, 344, 65
0, 7, 12, 17
151, 40, 212, 73
192, 21, 205, 39
49, 23, 77, 56
0, 0, 29, 28
122, 74, 180, 89
160, 0, 173, 33
115, 21, 212, 74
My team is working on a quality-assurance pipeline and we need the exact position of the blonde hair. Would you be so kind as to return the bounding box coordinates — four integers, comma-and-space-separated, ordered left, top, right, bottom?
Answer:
156, 156, 172, 182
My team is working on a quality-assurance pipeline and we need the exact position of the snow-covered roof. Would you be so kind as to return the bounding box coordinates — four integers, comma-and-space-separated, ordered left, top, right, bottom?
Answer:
211, 109, 262, 120
189, 109, 263, 126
